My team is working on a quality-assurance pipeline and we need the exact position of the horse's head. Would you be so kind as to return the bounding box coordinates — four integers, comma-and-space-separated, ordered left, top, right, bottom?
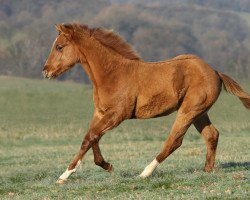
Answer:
43, 24, 81, 79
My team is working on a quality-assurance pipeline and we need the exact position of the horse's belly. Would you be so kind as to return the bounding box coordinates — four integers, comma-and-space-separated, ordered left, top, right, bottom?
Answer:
135, 95, 178, 119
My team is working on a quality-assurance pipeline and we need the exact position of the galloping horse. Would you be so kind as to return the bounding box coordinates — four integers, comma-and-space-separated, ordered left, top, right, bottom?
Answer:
43, 23, 250, 184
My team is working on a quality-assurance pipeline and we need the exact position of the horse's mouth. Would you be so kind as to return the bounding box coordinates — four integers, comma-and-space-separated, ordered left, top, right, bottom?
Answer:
43, 64, 73, 79
42, 70, 57, 79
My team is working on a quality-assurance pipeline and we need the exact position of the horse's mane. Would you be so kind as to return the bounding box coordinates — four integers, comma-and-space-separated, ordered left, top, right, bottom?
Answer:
64, 23, 141, 61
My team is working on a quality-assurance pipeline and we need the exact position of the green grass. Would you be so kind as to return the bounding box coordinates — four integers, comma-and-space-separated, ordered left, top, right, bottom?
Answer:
0, 76, 249, 199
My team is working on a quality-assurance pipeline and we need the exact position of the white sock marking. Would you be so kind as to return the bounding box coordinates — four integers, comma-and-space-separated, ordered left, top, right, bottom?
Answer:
58, 160, 81, 181
139, 158, 159, 178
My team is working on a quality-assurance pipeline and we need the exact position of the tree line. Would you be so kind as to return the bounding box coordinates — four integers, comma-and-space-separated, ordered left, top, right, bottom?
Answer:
0, 0, 250, 83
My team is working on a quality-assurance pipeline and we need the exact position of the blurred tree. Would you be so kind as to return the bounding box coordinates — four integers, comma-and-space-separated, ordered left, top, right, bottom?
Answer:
0, 0, 249, 81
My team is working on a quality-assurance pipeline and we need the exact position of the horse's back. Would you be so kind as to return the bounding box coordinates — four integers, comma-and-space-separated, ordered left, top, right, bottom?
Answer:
168, 54, 221, 93
134, 54, 221, 118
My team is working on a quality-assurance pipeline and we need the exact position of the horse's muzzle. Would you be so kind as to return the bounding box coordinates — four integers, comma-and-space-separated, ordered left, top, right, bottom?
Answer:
42, 70, 55, 79
42, 70, 48, 78
43, 64, 53, 79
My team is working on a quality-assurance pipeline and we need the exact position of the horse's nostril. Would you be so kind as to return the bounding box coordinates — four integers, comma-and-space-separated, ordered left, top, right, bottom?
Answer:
43, 64, 50, 71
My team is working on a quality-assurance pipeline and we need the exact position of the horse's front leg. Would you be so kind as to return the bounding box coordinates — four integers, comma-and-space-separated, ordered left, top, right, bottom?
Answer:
92, 142, 113, 172
57, 111, 121, 184
91, 112, 113, 172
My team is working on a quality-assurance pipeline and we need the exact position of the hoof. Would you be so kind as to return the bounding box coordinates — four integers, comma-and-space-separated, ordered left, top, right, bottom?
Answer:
56, 179, 66, 184
204, 167, 214, 173
107, 164, 113, 172
139, 173, 149, 179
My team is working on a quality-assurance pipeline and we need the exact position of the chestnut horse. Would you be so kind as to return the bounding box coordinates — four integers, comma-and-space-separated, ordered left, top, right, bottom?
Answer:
43, 23, 250, 183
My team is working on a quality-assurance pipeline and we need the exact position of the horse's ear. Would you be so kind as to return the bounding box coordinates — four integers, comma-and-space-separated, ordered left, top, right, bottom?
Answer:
55, 24, 62, 35
55, 24, 74, 39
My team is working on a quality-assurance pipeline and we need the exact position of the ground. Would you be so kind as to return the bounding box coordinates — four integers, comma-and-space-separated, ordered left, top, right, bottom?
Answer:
0, 76, 249, 199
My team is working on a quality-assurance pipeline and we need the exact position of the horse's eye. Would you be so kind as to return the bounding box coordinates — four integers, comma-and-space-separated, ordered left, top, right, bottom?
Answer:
56, 45, 63, 52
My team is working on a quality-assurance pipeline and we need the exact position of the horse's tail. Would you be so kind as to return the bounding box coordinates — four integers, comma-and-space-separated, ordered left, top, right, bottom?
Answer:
218, 72, 250, 109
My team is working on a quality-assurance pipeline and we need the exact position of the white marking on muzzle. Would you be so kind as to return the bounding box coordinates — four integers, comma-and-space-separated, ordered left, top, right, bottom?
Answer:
42, 70, 47, 78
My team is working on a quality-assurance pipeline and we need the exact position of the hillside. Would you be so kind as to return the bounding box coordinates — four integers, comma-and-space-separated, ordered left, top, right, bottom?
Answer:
0, 0, 250, 82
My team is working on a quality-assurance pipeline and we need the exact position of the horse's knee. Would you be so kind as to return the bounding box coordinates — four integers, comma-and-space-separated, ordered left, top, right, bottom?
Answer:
171, 137, 183, 151
90, 132, 101, 142
84, 132, 100, 145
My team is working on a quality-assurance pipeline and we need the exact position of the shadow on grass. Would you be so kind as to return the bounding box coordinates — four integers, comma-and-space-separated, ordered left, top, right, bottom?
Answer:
185, 167, 202, 174
220, 162, 250, 170
119, 170, 139, 178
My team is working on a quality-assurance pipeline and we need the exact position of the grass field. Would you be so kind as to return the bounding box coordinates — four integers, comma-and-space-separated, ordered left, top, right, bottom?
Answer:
0, 76, 249, 199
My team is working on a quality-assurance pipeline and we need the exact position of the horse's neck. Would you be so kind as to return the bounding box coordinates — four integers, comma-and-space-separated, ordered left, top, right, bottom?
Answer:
79, 42, 127, 87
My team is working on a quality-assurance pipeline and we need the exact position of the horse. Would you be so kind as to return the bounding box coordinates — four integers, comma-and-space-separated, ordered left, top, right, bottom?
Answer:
43, 23, 250, 184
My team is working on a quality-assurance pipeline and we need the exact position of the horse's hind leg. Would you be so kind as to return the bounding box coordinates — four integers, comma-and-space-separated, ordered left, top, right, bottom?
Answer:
193, 114, 219, 172
139, 88, 216, 178
139, 109, 205, 178
92, 142, 113, 172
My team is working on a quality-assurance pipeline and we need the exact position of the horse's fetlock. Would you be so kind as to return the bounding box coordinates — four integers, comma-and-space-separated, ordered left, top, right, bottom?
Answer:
94, 158, 104, 166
